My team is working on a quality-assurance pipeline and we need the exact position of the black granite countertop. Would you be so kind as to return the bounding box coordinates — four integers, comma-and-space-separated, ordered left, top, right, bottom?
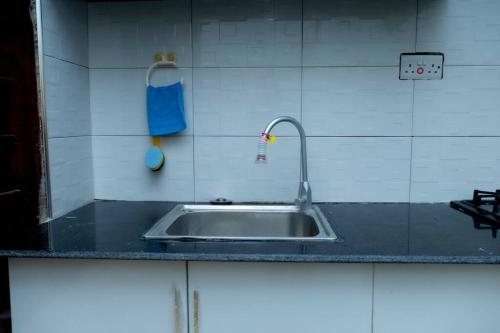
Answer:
1, 200, 500, 263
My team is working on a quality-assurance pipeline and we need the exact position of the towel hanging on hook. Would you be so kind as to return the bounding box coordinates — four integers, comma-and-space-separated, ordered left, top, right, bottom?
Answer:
144, 54, 186, 136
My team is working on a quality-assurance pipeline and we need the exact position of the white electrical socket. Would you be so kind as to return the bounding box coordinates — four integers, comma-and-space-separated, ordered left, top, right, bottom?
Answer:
399, 52, 444, 80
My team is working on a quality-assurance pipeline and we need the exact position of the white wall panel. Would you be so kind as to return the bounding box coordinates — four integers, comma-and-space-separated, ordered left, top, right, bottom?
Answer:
48, 136, 94, 217
418, 0, 500, 65
194, 136, 300, 202
194, 68, 301, 136
303, 0, 417, 66
414, 66, 500, 136
309, 137, 412, 202
42, 0, 92, 217
303, 67, 413, 136
411, 137, 500, 202
89, 0, 192, 68
193, 0, 302, 67
45, 56, 90, 138
93, 135, 194, 201
65, 0, 500, 206
42, 0, 88, 66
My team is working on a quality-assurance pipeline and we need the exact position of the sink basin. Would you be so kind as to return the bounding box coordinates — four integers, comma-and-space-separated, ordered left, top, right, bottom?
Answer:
143, 204, 337, 241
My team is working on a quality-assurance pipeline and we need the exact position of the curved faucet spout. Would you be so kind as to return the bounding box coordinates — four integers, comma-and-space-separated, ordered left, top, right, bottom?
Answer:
261, 116, 312, 210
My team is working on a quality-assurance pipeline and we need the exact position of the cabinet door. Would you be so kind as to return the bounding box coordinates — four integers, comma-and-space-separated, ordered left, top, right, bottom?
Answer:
9, 258, 187, 333
188, 262, 373, 333
373, 264, 500, 333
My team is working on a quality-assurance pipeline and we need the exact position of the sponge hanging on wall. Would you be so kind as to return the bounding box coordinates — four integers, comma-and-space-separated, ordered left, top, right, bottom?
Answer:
145, 137, 165, 172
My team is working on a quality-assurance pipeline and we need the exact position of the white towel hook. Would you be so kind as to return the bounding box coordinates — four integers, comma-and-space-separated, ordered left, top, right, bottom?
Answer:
145, 60, 184, 86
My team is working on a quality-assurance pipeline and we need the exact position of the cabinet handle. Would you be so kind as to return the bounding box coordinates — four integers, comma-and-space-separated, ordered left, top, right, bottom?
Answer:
193, 290, 199, 333
174, 287, 181, 333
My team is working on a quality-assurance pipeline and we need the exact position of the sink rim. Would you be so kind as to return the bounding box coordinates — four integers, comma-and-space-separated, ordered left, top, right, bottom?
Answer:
143, 204, 337, 241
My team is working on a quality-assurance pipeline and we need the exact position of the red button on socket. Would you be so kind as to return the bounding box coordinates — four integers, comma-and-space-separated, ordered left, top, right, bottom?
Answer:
416, 67, 424, 75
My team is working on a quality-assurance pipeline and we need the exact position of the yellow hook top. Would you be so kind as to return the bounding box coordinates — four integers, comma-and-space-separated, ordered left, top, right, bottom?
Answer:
268, 135, 277, 144
167, 52, 176, 62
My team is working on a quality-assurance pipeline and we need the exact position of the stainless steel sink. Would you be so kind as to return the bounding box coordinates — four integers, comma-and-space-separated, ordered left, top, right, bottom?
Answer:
143, 204, 337, 241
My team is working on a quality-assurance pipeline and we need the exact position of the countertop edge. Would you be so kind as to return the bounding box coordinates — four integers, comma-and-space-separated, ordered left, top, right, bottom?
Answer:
2, 250, 500, 264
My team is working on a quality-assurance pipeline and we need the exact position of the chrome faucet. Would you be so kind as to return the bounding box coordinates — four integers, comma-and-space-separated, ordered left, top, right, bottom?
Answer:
257, 116, 312, 211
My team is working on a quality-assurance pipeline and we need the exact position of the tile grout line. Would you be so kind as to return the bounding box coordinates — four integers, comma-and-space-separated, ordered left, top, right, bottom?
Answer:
44, 54, 89, 69
408, 0, 419, 202
190, 0, 196, 203
414, 0, 419, 52
48, 135, 92, 140
86, 5, 95, 199
371, 263, 375, 333
407, 201, 411, 254
86, 2, 97, 201
89, 65, 401, 70
87, 64, 500, 71
409, 82, 415, 202
185, 261, 191, 333
299, 0, 304, 124
89, 134, 500, 138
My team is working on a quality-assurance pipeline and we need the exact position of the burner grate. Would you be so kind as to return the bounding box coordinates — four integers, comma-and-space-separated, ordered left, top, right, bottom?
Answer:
472, 189, 499, 213
450, 189, 500, 226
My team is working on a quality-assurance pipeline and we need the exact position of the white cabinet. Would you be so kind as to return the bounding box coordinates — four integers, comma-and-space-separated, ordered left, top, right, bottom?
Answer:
188, 262, 373, 333
373, 264, 500, 333
9, 258, 187, 333
11, 259, 500, 333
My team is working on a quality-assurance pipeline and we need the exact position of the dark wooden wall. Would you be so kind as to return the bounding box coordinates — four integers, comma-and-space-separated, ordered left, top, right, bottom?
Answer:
0, 0, 42, 243
1, 0, 43, 331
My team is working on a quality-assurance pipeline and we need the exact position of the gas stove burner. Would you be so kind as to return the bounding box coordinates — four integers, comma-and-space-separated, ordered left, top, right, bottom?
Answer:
450, 189, 500, 235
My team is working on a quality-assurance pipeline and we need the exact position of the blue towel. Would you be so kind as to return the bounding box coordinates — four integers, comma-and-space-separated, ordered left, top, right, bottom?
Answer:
146, 81, 186, 136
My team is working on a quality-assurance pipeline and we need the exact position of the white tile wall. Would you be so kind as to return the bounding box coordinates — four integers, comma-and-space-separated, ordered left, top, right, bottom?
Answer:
44, 56, 90, 138
192, 0, 302, 67
417, 0, 500, 66
303, 0, 417, 66
90, 68, 193, 135
302, 67, 413, 136
93, 136, 194, 201
309, 137, 412, 202
88, 0, 192, 68
42, 0, 93, 218
414, 66, 500, 136
194, 68, 301, 136
195, 137, 411, 203
42, 0, 500, 212
194, 137, 300, 202
48, 137, 94, 217
41, 0, 88, 66
411, 137, 500, 202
